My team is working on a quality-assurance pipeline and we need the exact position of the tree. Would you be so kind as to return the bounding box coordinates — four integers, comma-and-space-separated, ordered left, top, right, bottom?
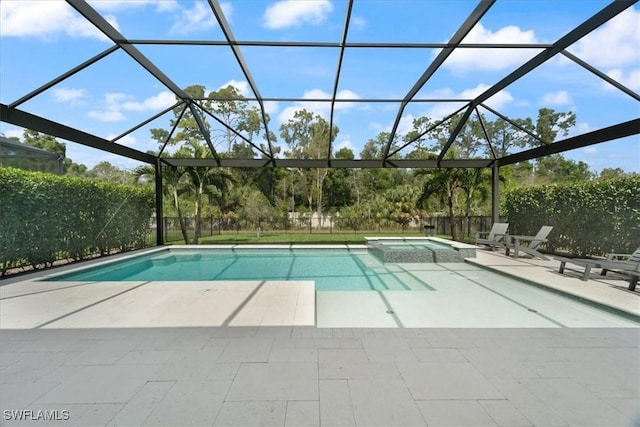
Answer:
279, 109, 338, 217
181, 142, 234, 243
237, 186, 274, 236
23, 129, 66, 157
358, 132, 410, 202
208, 85, 249, 154
150, 84, 235, 244
87, 161, 132, 184
16, 130, 66, 174
534, 154, 593, 184
383, 185, 421, 231
458, 168, 495, 238
416, 166, 464, 240
535, 108, 576, 143
426, 114, 484, 158
324, 147, 355, 210
484, 116, 533, 157
598, 167, 632, 180
134, 162, 191, 244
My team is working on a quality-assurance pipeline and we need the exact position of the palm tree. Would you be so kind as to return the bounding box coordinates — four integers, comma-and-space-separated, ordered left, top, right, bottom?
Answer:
458, 168, 490, 239
134, 163, 190, 244
181, 141, 234, 243
415, 167, 465, 241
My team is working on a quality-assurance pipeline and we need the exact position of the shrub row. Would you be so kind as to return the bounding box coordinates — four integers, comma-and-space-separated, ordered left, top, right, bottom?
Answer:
503, 176, 640, 256
0, 167, 155, 275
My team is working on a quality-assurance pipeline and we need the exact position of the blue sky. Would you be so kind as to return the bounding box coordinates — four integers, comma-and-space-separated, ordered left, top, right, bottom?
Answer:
1, 0, 638, 173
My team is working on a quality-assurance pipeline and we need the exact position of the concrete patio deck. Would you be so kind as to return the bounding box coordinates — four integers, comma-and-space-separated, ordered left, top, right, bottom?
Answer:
1, 248, 638, 426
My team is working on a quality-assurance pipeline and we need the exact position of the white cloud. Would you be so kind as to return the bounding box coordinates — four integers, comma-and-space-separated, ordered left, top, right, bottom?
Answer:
539, 90, 572, 106
334, 138, 356, 154
89, 0, 180, 13
420, 84, 513, 120
169, 2, 216, 35
443, 23, 539, 72
0, 1, 114, 40
372, 113, 418, 141
263, 0, 333, 29
369, 122, 383, 132
88, 109, 126, 122
351, 16, 366, 30
88, 91, 175, 122
461, 84, 513, 110
568, 8, 640, 69
263, 101, 280, 116
334, 90, 361, 110
106, 133, 137, 146
566, 121, 593, 138
277, 88, 361, 125
2, 128, 24, 140
217, 80, 251, 97
397, 114, 416, 137
122, 91, 176, 111
583, 147, 597, 155
605, 68, 640, 91
52, 88, 87, 104
221, 2, 233, 21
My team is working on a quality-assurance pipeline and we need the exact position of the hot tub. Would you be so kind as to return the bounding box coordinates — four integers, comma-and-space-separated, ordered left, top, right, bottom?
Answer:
365, 237, 476, 263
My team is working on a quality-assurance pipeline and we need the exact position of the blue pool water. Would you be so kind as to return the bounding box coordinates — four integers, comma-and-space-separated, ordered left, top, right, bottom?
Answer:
44, 248, 432, 291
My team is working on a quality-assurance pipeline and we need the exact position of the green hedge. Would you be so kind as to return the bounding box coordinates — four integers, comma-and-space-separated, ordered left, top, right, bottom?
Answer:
504, 176, 640, 256
0, 167, 154, 275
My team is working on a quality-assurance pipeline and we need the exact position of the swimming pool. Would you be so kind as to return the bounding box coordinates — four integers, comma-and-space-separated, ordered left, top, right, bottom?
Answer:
44, 248, 431, 291
38, 246, 639, 327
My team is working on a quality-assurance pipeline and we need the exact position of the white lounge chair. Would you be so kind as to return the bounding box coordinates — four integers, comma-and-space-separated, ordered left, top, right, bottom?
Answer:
555, 247, 640, 291
505, 225, 553, 260
474, 223, 509, 251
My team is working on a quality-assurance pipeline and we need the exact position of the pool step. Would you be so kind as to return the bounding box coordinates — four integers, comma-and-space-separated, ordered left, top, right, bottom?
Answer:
393, 271, 433, 290
374, 272, 408, 290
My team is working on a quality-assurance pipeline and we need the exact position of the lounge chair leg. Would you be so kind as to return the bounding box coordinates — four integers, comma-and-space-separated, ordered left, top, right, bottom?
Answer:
629, 278, 638, 291
558, 261, 566, 274
600, 269, 608, 276
582, 265, 591, 281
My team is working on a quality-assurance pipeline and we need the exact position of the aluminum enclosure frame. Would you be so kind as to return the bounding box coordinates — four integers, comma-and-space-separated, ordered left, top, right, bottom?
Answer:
1, 0, 639, 244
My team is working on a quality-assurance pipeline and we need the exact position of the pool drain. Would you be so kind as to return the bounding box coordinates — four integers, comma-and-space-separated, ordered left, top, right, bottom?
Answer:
386, 310, 395, 314
527, 308, 538, 313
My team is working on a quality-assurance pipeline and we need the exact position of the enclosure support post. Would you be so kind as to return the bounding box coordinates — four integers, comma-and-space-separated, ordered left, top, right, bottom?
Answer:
155, 159, 164, 246
491, 162, 500, 224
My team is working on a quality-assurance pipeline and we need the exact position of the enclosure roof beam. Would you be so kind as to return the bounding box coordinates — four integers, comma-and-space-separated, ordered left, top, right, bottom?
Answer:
207, 0, 275, 163
561, 50, 640, 102
188, 102, 221, 166
437, 104, 475, 165
197, 103, 271, 159
1, 104, 156, 164
128, 39, 554, 49
467, 0, 637, 110
499, 119, 640, 166
382, 0, 495, 165
162, 157, 494, 169
327, 0, 354, 167
66, 0, 190, 101
9, 46, 119, 109
479, 103, 547, 146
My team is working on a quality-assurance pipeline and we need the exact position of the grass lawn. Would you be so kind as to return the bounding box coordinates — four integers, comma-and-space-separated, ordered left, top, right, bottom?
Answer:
166, 231, 450, 245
